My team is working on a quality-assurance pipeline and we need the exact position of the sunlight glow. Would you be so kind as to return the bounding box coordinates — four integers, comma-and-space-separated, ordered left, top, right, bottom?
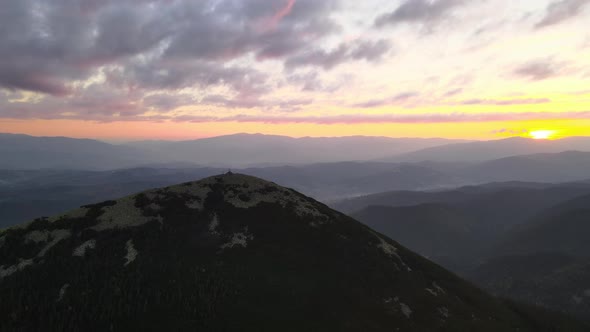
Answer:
529, 130, 557, 140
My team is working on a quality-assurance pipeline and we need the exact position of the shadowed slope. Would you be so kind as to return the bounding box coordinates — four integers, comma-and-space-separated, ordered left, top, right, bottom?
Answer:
0, 174, 587, 331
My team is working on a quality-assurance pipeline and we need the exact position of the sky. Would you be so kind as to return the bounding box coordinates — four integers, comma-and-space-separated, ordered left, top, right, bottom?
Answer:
0, 0, 589, 140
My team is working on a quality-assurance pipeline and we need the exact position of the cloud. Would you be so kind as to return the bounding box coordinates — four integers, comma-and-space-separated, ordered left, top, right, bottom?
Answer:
352, 95, 551, 109
353, 92, 419, 108
491, 128, 529, 134
0, 0, 173, 96
107, 60, 271, 94
443, 88, 463, 97
286, 71, 346, 92
261, 0, 297, 31
535, 0, 590, 29
163, 0, 340, 61
458, 98, 551, 105
513, 60, 564, 80
285, 39, 392, 70
4, 90, 589, 126
375, 0, 465, 28
0, 0, 340, 95
167, 111, 590, 124
142, 93, 197, 112
0, 0, 587, 127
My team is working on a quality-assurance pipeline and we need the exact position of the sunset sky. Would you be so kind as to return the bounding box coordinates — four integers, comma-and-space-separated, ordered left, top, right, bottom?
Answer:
0, 0, 589, 140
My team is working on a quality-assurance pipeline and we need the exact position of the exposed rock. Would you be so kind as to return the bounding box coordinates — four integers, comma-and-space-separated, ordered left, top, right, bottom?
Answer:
73, 240, 96, 257
124, 240, 138, 266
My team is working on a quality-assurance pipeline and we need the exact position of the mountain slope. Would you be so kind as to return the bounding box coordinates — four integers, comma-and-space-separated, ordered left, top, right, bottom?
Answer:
469, 253, 590, 320
352, 204, 478, 271
0, 174, 584, 331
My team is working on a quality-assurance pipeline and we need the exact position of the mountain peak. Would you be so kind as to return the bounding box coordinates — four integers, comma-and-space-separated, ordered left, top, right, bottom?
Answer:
1, 175, 587, 331
26, 173, 330, 234
169, 172, 331, 220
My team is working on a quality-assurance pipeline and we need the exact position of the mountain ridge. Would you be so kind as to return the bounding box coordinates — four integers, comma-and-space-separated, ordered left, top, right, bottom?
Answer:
1, 173, 586, 331
385, 137, 590, 163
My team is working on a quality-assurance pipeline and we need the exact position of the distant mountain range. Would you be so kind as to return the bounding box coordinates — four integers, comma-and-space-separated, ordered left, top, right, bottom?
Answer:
462, 151, 590, 183
0, 162, 468, 228
0, 133, 157, 170
0, 133, 466, 170
1, 174, 586, 331
384, 137, 590, 163
3, 149, 590, 228
5, 132, 590, 170
333, 182, 590, 215
127, 133, 468, 167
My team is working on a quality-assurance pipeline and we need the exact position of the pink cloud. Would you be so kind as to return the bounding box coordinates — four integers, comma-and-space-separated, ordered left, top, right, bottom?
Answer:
260, 0, 297, 31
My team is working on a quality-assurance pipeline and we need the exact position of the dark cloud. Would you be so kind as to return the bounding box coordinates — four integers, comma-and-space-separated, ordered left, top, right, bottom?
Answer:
0, 0, 341, 96
287, 72, 324, 91
286, 71, 345, 92
513, 60, 563, 80
106, 60, 270, 95
0, 0, 173, 95
142, 93, 197, 112
164, 1, 341, 61
535, 0, 590, 29
375, 0, 465, 28
0, 83, 145, 121
285, 39, 392, 70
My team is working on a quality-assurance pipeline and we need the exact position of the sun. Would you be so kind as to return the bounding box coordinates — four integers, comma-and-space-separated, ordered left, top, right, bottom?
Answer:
529, 130, 557, 140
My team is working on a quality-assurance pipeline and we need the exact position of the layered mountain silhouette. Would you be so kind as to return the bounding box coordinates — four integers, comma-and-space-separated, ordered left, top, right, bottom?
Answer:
351, 204, 478, 271
462, 151, 590, 183
338, 184, 590, 320
468, 194, 590, 320
338, 184, 590, 260
126, 133, 464, 167
499, 193, 590, 258
0, 163, 463, 228
0, 133, 461, 170
0, 133, 158, 170
469, 253, 590, 321
0, 174, 585, 331
386, 137, 590, 163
